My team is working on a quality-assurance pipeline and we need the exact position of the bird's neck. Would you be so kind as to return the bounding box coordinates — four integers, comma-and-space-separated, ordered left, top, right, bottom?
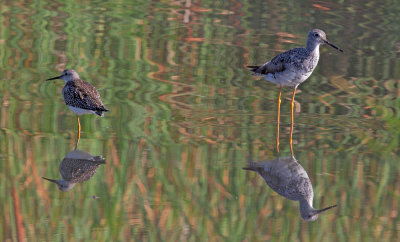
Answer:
306, 41, 321, 54
299, 198, 314, 215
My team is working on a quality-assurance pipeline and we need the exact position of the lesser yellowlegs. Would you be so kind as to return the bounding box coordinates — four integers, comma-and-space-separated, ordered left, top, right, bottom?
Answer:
47, 69, 109, 146
248, 29, 343, 151
243, 156, 337, 221
42, 150, 106, 191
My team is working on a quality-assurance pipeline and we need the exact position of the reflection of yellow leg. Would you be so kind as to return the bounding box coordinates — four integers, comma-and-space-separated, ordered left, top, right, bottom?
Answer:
75, 116, 81, 150
276, 86, 282, 153
289, 87, 297, 157
289, 123, 294, 157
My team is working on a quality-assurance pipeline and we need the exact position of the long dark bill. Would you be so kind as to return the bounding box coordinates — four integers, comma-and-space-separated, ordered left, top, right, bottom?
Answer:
325, 40, 344, 52
315, 204, 338, 214
46, 75, 62, 81
42, 177, 58, 183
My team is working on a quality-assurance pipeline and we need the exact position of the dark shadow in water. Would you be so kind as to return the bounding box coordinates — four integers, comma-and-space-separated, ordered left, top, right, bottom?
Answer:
244, 118, 336, 221
42, 150, 106, 191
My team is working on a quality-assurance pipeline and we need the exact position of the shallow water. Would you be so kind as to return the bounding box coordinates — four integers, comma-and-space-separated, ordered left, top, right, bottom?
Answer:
1, 0, 400, 241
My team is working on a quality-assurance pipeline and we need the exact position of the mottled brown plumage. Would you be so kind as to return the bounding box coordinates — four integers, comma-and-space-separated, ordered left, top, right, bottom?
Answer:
63, 78, 108, 116
42, 150, 106, 191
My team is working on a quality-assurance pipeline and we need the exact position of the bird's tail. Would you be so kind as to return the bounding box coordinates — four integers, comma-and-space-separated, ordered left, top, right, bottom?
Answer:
242, 161, 260, 172
247, 65, 260, 73
95, 107, 109, 117
93, 156, 106, 164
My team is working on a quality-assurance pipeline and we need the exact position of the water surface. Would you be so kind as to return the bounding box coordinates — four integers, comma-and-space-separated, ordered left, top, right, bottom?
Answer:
1, 0, 400, 241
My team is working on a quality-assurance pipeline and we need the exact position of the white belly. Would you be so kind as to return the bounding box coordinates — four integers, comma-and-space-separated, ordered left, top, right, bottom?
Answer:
264, 69, 313, 87
67, 106, 96, 115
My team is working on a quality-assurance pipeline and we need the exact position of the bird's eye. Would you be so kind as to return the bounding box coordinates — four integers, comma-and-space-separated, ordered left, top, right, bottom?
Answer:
314, 33, 319, 37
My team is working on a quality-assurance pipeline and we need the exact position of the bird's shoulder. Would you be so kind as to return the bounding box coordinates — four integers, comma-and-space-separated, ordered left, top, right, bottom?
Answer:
250, 48, 306, 75
270, 47, 309, 65
65, 79, 100, 97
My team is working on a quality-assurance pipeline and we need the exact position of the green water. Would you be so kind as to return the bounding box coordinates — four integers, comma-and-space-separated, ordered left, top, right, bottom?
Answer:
1, 0, 400, 241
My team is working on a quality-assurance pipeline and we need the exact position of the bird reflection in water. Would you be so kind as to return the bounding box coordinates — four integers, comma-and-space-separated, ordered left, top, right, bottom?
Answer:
244, 125, 336, 221
244, 156, 336, 221
42, 150, 106, 191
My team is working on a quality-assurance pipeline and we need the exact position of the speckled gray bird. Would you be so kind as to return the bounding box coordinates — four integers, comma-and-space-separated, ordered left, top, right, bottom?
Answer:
42, 150, 106, 191
248, 29, 343, 151
47, 69, 109, 140
244, 156, 337, 221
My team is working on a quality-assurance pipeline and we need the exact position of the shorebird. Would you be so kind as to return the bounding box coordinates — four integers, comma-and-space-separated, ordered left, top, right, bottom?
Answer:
248, 29, 343, 151
243, 156, 337, 221
47, 69, 109, 147
42, 150, 106, 191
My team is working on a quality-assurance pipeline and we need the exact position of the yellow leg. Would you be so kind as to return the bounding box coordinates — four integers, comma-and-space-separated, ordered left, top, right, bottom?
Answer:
75, 116, 81, 150
276, 86, 282, 153
289, 87, 297, 157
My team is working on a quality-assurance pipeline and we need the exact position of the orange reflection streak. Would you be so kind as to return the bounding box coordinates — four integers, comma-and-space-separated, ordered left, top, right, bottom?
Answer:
312, 4, 331, 10
136, 177, 155, 223
189, 7, 211, 12
31, 160, 51, 204
12, 185, 26, 242
276, 32, 296, 38
207, 175, 233, 199
159, 204, 171, 229
275, 32, 300, 49
111, 138, 120, 167
26, 139, 51, 211
185, 37, 205, 42
105, 139, 118, 191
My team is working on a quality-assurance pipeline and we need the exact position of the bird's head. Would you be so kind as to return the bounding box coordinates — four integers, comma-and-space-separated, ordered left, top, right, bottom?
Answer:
308, 29, 343, 52
47, 69, 80, 83
300, 203, 337, 221
42, 177, 75, 191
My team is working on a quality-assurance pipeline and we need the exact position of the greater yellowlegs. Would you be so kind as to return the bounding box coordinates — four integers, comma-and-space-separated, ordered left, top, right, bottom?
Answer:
243, 156, 337, 221
47, 69, 109, 146
248, 29, 343, 151
42, 150, 106, 191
